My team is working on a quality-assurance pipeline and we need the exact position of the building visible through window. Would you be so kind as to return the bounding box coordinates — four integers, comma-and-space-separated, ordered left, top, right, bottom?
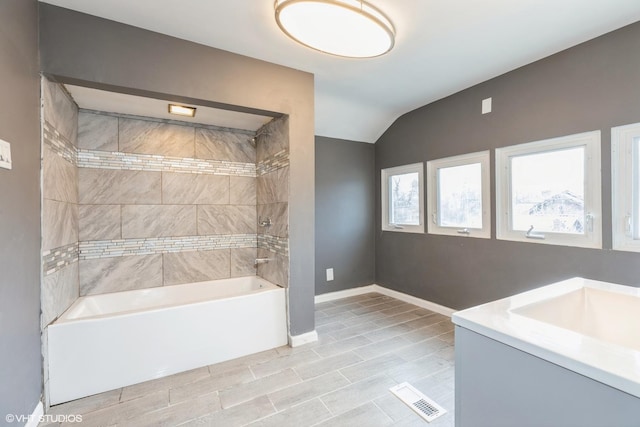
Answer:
496, 131, 601, 248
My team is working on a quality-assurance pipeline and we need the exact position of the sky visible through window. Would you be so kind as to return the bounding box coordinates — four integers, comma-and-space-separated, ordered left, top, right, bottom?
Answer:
437, 163, 482, 228
511, 146, 585, 234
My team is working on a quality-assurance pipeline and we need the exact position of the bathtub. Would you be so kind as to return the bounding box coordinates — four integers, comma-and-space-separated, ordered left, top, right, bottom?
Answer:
48, 276, 287, 405
453, 277, 640, 426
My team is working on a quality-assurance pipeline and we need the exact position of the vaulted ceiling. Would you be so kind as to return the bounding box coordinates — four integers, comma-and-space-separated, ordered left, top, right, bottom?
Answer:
41, 0, 640, 142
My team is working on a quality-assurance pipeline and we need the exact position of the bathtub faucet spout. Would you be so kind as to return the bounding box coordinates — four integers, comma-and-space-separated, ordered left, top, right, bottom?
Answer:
254, 258, 271, 266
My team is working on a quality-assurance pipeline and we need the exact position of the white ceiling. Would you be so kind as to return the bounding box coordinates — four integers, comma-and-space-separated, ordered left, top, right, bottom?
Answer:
42, 0, 640, 143
66, 85, 273, 131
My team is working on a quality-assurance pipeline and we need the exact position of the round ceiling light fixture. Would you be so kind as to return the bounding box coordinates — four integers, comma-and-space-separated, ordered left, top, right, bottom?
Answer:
274, 0, 395, 58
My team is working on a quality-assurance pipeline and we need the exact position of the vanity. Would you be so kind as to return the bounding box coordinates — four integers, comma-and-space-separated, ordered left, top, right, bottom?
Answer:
453, 277, 640, 427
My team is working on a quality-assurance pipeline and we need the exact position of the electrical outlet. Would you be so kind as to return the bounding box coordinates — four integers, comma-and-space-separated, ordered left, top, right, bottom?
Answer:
326, 268, 334, 281
482, 97, 492, 114
0, 138, 12, 170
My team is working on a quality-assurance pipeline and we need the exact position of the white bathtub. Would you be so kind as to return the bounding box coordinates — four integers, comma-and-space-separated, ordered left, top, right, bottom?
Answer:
453, 277, 640, 398
48, 276, 287, 405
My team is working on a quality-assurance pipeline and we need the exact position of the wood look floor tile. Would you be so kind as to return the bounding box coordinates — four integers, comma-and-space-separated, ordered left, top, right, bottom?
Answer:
248, 399, 332, 427
42, 293, 456, 427
218, 368, 300, 409
316, 402, 394, 427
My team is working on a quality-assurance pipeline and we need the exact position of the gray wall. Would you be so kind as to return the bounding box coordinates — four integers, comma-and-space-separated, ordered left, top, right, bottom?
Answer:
376, 21, 640, 310
39, 4, 315, 336
0, 0, 42, 418
315, 136, 375, 294
455, 327, 640, 426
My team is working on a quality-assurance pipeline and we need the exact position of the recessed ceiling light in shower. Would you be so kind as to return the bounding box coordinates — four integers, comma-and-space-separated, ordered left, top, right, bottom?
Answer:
274, 0, 395, 58
168, 104, 197, 117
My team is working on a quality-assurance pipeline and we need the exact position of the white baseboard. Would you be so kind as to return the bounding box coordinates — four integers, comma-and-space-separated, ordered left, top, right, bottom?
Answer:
289, 330, 318, 347
314, 285, 377, 303
372, 285, 456, 317
25, 401, 43, 427
315, 284, 456, 317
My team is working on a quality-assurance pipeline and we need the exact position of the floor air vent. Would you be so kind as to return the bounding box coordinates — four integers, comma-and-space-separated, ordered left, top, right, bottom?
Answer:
389, 382, 447, 423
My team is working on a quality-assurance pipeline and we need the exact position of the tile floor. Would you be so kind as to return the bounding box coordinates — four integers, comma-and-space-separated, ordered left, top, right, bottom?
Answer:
42, 293, 455, 427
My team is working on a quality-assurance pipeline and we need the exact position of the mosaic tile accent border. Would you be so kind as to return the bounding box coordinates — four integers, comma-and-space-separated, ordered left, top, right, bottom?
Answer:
77, 149, 257, 177
258, 149, 289, 176
43, 242, 79, 276
79, 234, 257, 260
43, 121, 77, 165
258, 234, 289, 256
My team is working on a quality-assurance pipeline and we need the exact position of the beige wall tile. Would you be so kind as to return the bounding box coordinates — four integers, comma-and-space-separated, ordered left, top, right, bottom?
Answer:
80, 254, 163, 296
257, 203, 288, 237
195, 128, 255, 163
43, 146, 77, 204
41, 262, 79, 328
42, 199, 78, 251
79, 205, 121, 241
256, 116, 289, 162
78, 111, 118, 151
119, 118, 195, 157
42, 77, 78, 145
122, 205, 196, 238
162, 173, 229, 205
229, 176, 256, 205
231, 248, 256, 277
79, 169, 161, 204
198, 205, 256, 235
256, 248, 288, 287
257, 166, 289, 205
163, 250, 230, 286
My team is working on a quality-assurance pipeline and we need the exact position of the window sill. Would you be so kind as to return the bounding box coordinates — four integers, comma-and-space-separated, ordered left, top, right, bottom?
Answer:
497, 232, 602, 249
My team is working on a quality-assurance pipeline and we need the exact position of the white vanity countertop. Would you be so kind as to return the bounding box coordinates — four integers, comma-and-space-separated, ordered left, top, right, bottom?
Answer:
452, 277, 640, 398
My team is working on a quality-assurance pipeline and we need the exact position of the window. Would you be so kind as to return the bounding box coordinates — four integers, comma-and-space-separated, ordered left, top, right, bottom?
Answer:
381, 163, 424, 233
427, 151, 490, 238
612, 122, 640, 252
496, 131, 601, 248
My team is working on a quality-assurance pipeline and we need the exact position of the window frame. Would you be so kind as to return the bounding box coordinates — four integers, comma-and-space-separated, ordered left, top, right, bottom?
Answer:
381, 162, 424, 233
612, 122, 640, 252
426, 151, 491, 239
496, 131, 602, 248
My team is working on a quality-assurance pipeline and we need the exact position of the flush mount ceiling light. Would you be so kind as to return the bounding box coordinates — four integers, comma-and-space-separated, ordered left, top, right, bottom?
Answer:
168, 104, 196, 117
274, 0, 395, 58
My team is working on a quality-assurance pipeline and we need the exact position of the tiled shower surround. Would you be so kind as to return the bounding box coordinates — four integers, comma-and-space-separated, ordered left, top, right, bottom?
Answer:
76, 111, 290, 294
41, 78, 290, 308
41, 78, 79, 328
256, 116, 290, 288
39, 78, 290, 408
76, 111, 261, 295
41, 77, 80, 408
